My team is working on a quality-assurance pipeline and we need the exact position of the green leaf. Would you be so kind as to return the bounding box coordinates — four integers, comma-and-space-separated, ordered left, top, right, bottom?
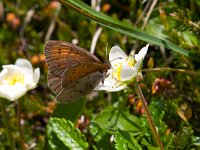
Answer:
148, 100, 174, 148
173, 126, 199, 150
190, 136, 200, 149
141, 139, 160, 150
118, 130, 143, 150
114, 132, 128, 150
145, 17, 168, 39
52, 98, 86, 122
148, 100, 167, 134
57, 0, 200, 63
46, 118, 89, 150
94, 107, 142, 133
89, 121, 113, 150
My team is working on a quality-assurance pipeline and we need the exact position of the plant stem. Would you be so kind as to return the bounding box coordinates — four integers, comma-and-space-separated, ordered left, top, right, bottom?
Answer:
17, 99, 25, 150
142, 67, 200, 76
134, 81, 164, 150
0, 99, 15, 150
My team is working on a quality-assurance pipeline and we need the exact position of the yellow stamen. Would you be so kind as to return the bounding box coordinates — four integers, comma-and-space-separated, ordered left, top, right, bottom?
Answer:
112, 57, 136, 82
113, 63, 122, 80
4, 73, 24, 85
127, 57, 135, 66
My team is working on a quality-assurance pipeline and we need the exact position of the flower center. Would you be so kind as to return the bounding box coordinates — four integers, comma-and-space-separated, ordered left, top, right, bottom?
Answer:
4, 73, 24, 85
112, 57, 136, 81
127, 57, 135, 67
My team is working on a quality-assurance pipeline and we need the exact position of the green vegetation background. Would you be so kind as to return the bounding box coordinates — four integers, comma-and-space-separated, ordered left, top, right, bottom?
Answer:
0, 0, 200, 149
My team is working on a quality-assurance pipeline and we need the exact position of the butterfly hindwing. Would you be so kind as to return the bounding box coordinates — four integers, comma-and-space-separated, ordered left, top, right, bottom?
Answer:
61, 62, 107, 88
47, 72, 62, 95
56, 71, 103, 103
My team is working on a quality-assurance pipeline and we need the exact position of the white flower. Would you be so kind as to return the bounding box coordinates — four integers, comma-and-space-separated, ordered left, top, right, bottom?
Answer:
95, 44, 149, 92
0, 59, 40, 101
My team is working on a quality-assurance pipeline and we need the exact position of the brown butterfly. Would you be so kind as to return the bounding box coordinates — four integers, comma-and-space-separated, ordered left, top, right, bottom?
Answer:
44, 40, 110, 103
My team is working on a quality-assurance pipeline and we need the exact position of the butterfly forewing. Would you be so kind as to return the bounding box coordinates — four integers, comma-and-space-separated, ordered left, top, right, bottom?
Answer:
45, 41, 101, 69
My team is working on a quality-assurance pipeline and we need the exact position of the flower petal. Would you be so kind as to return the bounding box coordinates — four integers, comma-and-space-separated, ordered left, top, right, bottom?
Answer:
135, 44, 149, 61
2, 65, 23, 76
94, 71, 126, 92
120, 58, 142, 82
33, 68, 40, 85
0, 83, 27, 101
120, 62, 136, 82
94, 80, 126, 92
0, 68, 8, 84
26, 68, 40, 90
15, 59, 33, 75
109, 46, 127, 62
95, 84, 126, 92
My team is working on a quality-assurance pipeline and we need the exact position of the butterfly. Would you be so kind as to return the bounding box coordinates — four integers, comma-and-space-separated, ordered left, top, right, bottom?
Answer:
44, 40, 110, 103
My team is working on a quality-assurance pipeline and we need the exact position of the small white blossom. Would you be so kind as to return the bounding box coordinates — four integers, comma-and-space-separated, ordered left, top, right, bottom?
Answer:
95, 44, 149, 92
0, 59, 40, 101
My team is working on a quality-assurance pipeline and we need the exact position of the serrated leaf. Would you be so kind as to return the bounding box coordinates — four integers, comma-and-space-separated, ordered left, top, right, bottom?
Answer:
118, 130, 143, 150
89, 121, 107, 142
174, 127, 193, 150
94, 107, 142, 133
46, 118, 88, 150
114, 132, 128, 150
141, 139, 160, 150
148, 100, 167, 134
148, 100, 174, 148
89, 121, 113, 150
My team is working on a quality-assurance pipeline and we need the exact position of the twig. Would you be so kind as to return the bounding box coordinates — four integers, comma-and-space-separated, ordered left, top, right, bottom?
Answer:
45, 2, 61, 41
135, 0, 151, 25
142, 68, 200, 76
142, 0, 158, 29
90, 27, 103, 54
19, 9, 35, 53
134, 81, 164, 150
0, 1, 4, 20
90, 0, 102, 54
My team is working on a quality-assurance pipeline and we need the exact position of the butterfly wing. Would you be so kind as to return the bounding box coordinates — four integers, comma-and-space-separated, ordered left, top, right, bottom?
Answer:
56, 71, 103, 103
44, 40, 102, 95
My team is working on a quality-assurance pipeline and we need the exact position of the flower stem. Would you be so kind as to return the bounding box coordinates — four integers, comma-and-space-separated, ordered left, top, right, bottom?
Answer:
134, 81, 164, 150
0, 99, 15, 150
17, 99, 25, 150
